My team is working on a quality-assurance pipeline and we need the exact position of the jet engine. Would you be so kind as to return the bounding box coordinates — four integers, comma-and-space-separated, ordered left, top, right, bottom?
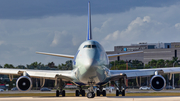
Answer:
150, 75, 166, 91
16, 76, 32, 92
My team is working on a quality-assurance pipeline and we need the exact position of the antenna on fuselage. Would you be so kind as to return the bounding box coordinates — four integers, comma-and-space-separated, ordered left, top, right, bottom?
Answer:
87, 1, 92, 40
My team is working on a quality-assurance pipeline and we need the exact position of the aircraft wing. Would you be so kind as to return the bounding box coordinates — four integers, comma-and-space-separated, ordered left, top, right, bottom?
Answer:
0, 68, 74, 81
109, 67, 180, 80
36, 52, 74, 59
107, 51, 143, 58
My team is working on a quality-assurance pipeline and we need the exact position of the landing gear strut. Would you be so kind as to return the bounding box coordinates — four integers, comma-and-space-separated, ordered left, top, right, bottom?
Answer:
75, 86, 85, 96
56, 79, 65, 97
96, 85, 106, 96
115, 78, 126, 96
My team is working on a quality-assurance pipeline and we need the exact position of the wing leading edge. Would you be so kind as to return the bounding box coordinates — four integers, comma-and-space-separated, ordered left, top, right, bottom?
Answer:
109, 67, 180, 80
0, 68, 74, 81
36, 52, 74, 59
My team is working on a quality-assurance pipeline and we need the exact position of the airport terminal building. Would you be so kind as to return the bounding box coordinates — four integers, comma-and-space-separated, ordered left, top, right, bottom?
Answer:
107, 42, 180, 65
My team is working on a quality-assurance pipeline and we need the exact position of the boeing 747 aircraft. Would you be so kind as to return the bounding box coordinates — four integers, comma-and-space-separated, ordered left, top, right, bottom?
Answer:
1, 2, 180, 98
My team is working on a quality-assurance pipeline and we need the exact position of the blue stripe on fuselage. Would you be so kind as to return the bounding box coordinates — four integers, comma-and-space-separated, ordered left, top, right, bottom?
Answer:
73, 50, 80, 65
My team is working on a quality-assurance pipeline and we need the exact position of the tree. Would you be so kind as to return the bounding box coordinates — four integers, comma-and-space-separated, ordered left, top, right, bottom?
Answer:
58, 64, 63, 70
172, 57, 178, 62
144, 64, 151, 69
29, 62, 44, 69
48, 62, 55, 68
165, 60, 170, 67
27, 64, 34, 69
30, 62, 38, 69
149, 59, 157, 68
16, 65, 26, 69
131, 60, 144, 69
4, 64, 14, 68
178, 80, 180, 87
66, 60, 73, 70
156, 59, 165, 68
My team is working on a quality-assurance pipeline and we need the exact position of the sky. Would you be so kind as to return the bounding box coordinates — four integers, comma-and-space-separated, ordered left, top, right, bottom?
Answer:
0, 0, 180, 66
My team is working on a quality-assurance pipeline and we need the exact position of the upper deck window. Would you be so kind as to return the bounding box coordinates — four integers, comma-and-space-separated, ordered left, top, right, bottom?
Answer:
92, 45, 96, 48
83, 45, 97, 48
84, 45, 91, 48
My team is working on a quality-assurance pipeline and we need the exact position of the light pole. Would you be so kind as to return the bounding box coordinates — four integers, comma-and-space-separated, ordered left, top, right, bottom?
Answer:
172, 58, 179, 89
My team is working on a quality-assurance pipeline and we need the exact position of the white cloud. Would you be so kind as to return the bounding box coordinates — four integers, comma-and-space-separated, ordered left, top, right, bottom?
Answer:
103, 16, 152, 41
0, 41, 5, 45
175, 23, 180, 30
51, 31, 68, 47
93, 18, 112, 33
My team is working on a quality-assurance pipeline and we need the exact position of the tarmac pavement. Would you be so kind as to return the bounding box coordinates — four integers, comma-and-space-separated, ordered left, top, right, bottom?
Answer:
1, 96, 180, 101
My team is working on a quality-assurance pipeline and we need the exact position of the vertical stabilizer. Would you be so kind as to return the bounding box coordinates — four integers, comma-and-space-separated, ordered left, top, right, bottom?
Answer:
87, 1, 92, 40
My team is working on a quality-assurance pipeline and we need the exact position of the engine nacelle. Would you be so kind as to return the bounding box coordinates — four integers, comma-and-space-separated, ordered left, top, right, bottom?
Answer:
16, 76, 32, 92
150, 75, 166, 91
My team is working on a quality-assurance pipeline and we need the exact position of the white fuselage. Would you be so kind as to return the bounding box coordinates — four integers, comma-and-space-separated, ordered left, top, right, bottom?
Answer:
73, 40, 110, 85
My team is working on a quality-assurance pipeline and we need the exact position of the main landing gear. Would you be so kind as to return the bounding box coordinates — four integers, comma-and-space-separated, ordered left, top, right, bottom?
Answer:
115, 78, 126, 96
56, 89, 65, 97
56, 79, 66, 97
96, 85, 106, 96
116, 88, 125, 96
75, 86, 85, 96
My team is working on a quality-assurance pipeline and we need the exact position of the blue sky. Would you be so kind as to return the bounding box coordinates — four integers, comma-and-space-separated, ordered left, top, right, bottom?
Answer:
0, 0, 180, 66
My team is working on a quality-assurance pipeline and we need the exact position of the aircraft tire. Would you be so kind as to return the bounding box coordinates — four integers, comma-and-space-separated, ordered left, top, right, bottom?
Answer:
96, 90, 100, 96
62, 90, 65, 97
102, 90, 106, 96
122, 90, 125, 96
87, 92, 95, 98
116, 90, 119, 96
76, 90, 80, 96
56, 90, 59, 97
93, 92, 95, 97
81, 90, 85, 96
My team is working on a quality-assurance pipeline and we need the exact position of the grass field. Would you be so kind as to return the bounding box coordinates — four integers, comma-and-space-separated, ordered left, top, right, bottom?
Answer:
1, 92, 180, 97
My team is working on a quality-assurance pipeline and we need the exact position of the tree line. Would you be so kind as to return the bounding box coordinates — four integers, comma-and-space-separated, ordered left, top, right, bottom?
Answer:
110, 57, 180, 70
1, 60, 73, 70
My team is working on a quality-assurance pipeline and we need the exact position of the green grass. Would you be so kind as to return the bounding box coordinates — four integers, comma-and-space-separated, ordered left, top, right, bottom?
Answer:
1, 92, 180, 97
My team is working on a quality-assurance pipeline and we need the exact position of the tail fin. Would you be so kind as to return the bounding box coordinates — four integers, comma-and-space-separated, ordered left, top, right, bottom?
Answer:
87, 1, 92, 40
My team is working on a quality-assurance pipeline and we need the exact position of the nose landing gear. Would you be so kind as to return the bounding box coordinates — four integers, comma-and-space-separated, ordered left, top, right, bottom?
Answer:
87, 92, 95, 98
87, 83, 95, 98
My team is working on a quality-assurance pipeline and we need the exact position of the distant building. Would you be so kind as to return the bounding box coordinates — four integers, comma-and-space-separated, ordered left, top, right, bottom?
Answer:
107, 42, 180, 65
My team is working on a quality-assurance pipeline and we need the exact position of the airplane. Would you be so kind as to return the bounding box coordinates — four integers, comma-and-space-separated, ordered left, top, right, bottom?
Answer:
1, 1, 180, 98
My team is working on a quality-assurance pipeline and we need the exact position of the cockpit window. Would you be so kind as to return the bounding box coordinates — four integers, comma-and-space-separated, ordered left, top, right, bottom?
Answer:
83, 45, 97, 48
92, 45, 96, 48
84, 45, 91, 48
